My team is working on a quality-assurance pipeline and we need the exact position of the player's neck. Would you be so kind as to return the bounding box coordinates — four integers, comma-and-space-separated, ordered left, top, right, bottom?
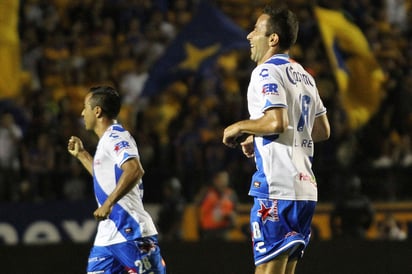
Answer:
95, 118, 116, 138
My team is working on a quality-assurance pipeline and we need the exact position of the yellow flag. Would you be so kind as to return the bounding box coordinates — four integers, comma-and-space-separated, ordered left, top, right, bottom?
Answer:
0, 0, 21, 99
314, 6, 385, 130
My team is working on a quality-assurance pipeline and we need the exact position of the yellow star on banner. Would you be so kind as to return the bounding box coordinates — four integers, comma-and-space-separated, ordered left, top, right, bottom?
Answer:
178, 42, 221, 71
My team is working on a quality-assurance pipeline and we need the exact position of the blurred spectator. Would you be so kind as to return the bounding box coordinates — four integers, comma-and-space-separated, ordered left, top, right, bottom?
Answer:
21, 132, 56, 201
63, 159, 89, 201
385, 0, 408, 31
330, 175, 375, 239
21, 26, 43, 91
378, 212, 407, 240
146, 9, 176, 42
371, 130, 400, 169
173, 114, 203, 199
400, 134, 412, 167
167, 0, 194, 30
17, 178, 33, 202
157, 177, 186, 241
0, 111, 23, 201
196, 170, 238, 241
3, 0, 411, 204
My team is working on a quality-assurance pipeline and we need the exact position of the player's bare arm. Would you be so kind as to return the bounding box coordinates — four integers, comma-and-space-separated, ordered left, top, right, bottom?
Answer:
93, 158, 144, 220
67, 136, 93, 175
311, 113, 330, 143
240, 135, 255, 158
223, 107, 288, 148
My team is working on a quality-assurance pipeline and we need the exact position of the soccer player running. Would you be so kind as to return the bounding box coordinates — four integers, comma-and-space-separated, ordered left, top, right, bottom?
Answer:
68, 86, 166, 274
223, 5, 330, 274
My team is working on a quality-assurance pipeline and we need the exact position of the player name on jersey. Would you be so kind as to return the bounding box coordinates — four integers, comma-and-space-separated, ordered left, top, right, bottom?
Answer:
294, 138, 313, 148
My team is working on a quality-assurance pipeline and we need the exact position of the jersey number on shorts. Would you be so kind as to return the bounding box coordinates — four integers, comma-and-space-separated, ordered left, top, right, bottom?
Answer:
252, 222, 267, 253
134, 256, 152, 273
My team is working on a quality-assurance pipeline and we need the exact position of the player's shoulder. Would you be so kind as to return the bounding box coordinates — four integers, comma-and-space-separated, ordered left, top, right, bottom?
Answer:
111, 124, 128, 134
103, 124, 130, 142
254, 55, 292, 75
252, 63, 279, 82
264, 55, 292, 67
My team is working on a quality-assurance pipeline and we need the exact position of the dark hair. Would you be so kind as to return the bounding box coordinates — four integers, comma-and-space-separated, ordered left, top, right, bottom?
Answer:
263, 6, 299, 51
89, 86, 120, 119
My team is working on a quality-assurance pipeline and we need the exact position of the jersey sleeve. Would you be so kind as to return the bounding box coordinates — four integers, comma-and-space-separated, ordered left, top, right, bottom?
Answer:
107, 133, 139, 168
314, 87, 327, 117
252, 64, 288, 113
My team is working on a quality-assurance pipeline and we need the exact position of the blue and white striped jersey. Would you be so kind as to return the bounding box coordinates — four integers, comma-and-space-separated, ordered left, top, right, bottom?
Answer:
92, 124, 157, 246
247, 54, 327, 201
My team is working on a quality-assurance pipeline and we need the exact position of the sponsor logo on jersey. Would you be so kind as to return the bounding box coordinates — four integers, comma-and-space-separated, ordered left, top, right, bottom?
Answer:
261, 83, 279, 95
114, 141, 130, 154
286, 66, 314, 86
259, 68, 269, 79
298, 172, 317, 187
253, 181, 261, 188
109, 132, 119, 139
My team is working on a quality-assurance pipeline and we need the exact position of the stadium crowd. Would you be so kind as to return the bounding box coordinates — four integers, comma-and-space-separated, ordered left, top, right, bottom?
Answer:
0, 0, 411, 204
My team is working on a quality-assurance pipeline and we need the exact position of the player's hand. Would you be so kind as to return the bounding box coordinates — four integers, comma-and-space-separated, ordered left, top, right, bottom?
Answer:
67, 136, 84, 157
240, 135, 255, 158
223, 123, 242, 148
93, 203, 112, 221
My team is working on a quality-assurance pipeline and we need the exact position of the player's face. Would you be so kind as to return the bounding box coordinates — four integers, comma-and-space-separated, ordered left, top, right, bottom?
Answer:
247, 14, 272, 64
81, 93, 96, 130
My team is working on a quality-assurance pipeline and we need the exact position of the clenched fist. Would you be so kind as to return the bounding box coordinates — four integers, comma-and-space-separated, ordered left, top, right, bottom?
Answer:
67, 136, 84, 157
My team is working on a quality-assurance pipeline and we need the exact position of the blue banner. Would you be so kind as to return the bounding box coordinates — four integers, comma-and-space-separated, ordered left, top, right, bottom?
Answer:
0, 200, 97, 245
141, 1, 249, 97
